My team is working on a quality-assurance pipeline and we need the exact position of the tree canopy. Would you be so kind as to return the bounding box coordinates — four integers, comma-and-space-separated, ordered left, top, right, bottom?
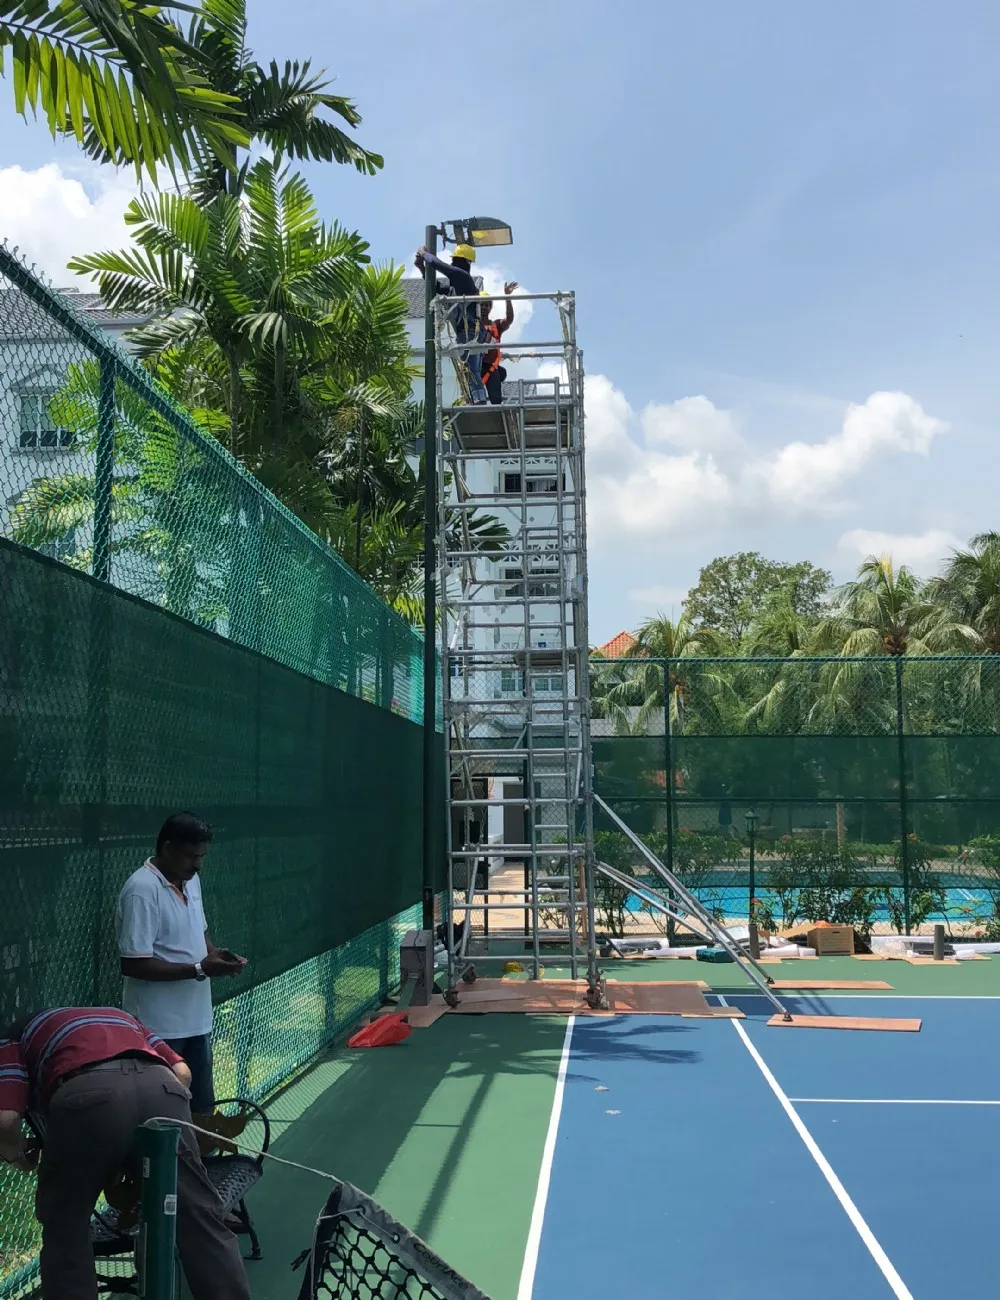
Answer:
683, 552, 832, 644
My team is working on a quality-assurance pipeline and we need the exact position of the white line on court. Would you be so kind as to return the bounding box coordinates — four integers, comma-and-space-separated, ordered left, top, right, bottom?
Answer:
718, 996, 915, 1300
516, 1014, 575, 1300
790, 1097, 1000, 1105
720, 993, 1000, 1000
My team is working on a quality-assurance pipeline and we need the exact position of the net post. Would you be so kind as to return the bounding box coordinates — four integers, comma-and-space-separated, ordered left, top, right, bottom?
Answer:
137, 1120, 179, 1300
933, 923, 945, 960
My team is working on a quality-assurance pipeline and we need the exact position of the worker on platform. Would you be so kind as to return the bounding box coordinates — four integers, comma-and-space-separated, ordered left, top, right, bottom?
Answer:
0, 1006, 252, 1300
480, 282, 519, 405
415, 242, 489, 404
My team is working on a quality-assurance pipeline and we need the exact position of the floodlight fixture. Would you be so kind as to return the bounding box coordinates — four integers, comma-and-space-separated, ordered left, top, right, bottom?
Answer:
441, 216, 514, 250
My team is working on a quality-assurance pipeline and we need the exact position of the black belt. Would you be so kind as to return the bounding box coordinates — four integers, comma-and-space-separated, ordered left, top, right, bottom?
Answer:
53, 1051, 159, 1094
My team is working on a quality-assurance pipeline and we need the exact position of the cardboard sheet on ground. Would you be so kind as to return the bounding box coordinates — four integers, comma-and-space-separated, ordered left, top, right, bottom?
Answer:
445, 979, 742, 1019
767, 1013, 922, 1032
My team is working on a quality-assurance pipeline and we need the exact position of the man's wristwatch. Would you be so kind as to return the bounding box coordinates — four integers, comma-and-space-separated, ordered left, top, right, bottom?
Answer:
194, 961, 207, 981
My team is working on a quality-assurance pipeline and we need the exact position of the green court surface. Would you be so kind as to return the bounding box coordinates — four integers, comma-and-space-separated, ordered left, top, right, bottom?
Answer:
521, 950, 1000, 995
245, 1015, 567, 1299
242, 953, 1000, 1299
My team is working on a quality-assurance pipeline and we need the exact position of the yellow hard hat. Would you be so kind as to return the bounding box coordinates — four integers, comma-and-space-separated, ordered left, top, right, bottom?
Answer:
453, 243, 476, 262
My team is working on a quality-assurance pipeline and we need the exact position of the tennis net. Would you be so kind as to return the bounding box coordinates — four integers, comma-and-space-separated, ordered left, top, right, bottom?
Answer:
295, 1181, 490, 1300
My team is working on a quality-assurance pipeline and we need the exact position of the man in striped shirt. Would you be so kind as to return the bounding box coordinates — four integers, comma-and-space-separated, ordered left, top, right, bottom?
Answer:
0, 1007, 251, 1300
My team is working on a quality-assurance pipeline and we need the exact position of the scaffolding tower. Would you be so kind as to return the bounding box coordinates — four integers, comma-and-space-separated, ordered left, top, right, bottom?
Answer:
435, 288, 603, 1003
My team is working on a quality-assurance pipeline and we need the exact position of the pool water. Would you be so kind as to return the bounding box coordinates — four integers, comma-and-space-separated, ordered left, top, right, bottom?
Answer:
624, 884, 989, 925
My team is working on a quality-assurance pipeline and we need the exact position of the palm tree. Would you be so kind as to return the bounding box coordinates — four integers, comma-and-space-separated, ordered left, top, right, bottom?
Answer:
626, 613, 727, 733
814, 554, 928, 656
72, 0, 382, 190
743, 585, 821, 656
67, 159, 375, 456
918, 533, 1000, 653
2, 0, 247, 178
8, 359, 235, 623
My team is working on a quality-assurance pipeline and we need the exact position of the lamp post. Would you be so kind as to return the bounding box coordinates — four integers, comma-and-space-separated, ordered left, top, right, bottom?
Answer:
421, 216, 513, 933
745, 809, 760, 960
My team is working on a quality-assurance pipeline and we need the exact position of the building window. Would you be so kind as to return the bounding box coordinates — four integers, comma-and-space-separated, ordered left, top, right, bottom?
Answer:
500, 566, 560, 599
18, 395, 75, 450
501, 472, 565, 496
496, 669, 563, 696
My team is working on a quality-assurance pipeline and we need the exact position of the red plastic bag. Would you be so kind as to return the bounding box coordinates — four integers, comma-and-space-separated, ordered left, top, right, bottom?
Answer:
347, 1011, 412, 1048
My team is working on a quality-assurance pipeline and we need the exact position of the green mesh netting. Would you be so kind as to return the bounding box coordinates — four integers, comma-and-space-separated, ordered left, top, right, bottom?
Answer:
0, 905, 420, 1297
589, 656, 1000, 930
0, 537, 428, 1010
0, 244, 426, 721
0, 250, 443, 1295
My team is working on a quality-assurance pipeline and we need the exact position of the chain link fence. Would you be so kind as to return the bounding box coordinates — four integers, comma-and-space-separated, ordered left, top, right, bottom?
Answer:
0, 251, 436, 1293
590, 655, 1000, 940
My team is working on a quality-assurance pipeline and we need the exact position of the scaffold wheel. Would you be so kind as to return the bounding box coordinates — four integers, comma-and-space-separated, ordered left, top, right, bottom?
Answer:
586, 975, 609, 1010
461, 966, 478, 985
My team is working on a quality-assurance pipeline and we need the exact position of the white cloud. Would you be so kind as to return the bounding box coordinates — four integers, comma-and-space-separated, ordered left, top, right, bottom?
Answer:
761, 392, 947, 511
0, 162, 140, 285
585, 385, 948, 546
642, 395, 744, 454
837, 528, 964, 574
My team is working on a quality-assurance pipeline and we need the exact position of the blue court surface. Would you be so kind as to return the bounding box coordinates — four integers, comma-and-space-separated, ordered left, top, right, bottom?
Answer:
522, 996, 1000, 1300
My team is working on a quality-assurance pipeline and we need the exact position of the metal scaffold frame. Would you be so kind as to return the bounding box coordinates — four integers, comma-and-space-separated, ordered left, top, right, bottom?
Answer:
434, 288, 603, 1004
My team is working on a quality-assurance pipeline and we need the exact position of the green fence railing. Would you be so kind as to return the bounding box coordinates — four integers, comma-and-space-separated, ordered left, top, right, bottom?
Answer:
0, 241, 425, 720
590, 655, 1000, 938
0, 249, 437, 1295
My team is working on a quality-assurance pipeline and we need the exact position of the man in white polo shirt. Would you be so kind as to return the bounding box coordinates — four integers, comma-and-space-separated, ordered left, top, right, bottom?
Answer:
116, 812, 246, 1115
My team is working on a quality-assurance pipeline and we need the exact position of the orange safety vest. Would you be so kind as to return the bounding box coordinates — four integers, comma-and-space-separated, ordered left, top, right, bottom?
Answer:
482, 320, 502, 383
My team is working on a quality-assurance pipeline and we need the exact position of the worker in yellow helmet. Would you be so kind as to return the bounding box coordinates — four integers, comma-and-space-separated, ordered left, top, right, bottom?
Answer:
414, 241, 488, 404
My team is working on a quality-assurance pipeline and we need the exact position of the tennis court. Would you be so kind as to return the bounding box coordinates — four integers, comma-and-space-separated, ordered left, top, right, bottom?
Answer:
241, 957, 1000, 1300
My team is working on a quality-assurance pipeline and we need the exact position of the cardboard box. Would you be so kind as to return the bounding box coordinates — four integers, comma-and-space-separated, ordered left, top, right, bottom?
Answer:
807, 924, 854, 955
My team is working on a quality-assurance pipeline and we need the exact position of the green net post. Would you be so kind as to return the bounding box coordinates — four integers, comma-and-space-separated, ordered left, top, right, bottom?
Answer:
421, 221, 439, 933
662, 659, 676, 944
138, 1120, 179, 1300
92, 360, 116, 584
895, 656, 912, 934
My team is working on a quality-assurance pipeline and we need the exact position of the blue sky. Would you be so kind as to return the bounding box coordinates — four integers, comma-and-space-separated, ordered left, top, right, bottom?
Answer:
2, 0, 999, 641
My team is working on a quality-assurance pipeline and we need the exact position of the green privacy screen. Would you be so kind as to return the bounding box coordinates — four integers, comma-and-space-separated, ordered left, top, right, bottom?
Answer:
590, 655, 1000, 933
0, 242, 427, 722
0, 538, 428, 1012
0, 248, 444, 1294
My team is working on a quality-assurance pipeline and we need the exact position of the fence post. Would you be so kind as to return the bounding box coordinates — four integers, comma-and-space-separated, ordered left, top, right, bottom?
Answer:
895, 655, 911, 935
138, 1120, 179, 1300
92, 360, 116, 583
662, 659, 676, 944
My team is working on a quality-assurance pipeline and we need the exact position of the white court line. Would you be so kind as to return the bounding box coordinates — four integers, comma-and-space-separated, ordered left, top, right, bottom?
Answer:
718, 996, 914, 1300
791, 1097, 1000, 1105
719, 993, 1000, 1000
516, 1015, 575, 1300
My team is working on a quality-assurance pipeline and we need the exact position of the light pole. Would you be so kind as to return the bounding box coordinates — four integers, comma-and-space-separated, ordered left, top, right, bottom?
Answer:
745, 808, 760, 960
421, 216, 512, 933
